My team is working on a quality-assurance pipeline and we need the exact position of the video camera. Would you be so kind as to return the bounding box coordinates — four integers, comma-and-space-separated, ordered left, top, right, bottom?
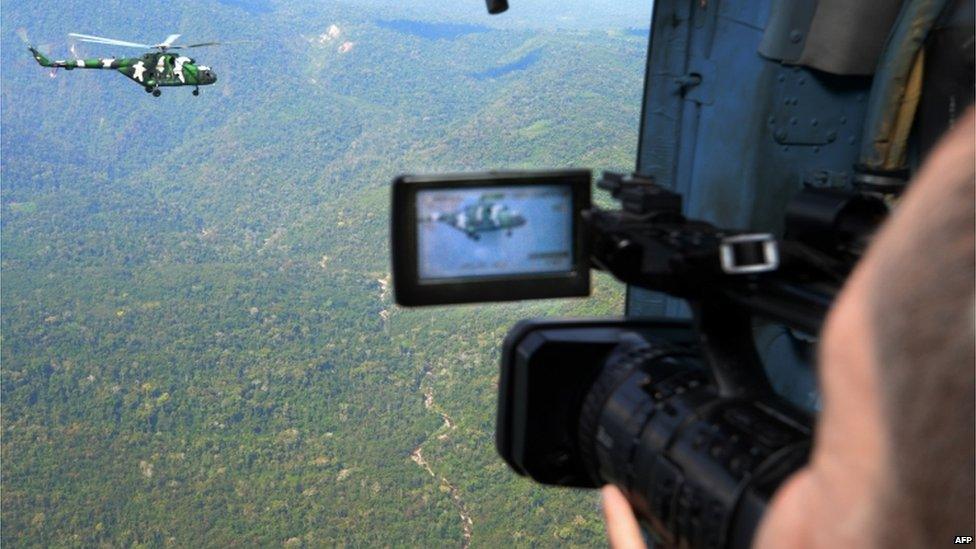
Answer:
390, 169, 886, 548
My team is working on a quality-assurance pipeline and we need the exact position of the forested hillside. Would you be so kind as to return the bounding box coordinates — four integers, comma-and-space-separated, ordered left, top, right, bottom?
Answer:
1, 0, 649, 546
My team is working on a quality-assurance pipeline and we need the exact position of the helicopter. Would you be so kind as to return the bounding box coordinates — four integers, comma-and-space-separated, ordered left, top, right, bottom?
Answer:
27, 33, 224, 96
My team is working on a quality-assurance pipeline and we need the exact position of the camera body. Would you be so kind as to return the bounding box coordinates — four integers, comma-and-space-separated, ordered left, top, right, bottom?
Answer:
390, 169, 884, 548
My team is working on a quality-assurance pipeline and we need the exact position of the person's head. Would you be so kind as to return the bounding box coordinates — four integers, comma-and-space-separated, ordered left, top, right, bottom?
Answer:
755, 111, 976, 548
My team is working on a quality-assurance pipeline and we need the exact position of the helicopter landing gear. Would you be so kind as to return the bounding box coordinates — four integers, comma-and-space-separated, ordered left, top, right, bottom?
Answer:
193, 87, 200, 96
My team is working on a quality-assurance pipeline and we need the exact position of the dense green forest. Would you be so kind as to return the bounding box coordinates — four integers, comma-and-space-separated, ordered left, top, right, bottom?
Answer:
1, 0, 649, 545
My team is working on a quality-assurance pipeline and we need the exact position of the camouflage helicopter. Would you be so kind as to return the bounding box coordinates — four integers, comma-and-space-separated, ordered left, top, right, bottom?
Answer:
27, 33, 223, 96
423, 195, 527, 240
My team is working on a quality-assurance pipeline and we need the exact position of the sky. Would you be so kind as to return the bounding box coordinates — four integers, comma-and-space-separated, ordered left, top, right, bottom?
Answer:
339, 0, 655, 30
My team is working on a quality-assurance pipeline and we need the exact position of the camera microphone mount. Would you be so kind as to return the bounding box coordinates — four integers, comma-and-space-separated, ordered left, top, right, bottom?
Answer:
585, 171, 878, 336
586, 171, 885, 398
588, 172, 781, 298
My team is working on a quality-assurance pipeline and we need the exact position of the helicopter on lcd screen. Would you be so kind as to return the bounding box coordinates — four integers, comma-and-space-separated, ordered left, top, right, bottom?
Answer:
26, 33, 230, 96
422, 196, 527, 241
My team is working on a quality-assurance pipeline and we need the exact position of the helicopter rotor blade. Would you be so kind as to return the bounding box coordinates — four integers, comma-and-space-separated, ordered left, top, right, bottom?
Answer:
156, 34, 181, 48
180, 40, 255, 48
68, 33, 153, 49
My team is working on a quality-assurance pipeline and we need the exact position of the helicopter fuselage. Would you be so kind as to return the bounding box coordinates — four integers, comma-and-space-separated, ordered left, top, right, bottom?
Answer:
29, 48, 217, 94
428, 201, 527, 240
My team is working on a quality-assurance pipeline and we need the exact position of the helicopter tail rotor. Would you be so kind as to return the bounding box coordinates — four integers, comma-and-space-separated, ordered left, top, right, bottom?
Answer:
16, 27, 46, 65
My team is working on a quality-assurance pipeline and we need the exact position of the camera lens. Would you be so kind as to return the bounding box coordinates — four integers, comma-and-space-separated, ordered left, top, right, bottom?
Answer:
576, 336, 810, 549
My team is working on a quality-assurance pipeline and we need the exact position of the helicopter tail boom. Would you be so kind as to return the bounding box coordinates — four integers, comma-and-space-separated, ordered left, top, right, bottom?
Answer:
28, 47, 128, 71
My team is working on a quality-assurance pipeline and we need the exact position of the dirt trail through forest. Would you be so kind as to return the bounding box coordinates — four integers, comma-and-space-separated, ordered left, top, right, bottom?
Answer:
410, 365, 473, 547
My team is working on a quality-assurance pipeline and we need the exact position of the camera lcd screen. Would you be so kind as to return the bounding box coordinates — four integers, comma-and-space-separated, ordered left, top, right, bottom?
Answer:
391, 170, 591, 306
416, 185, 573, 281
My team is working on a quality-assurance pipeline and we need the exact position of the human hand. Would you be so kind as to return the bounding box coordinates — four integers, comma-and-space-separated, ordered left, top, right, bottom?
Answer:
601, 485, 647, 549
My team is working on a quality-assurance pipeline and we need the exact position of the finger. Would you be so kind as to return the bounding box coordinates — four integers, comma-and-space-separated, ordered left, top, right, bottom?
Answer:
601, 485, 646, 549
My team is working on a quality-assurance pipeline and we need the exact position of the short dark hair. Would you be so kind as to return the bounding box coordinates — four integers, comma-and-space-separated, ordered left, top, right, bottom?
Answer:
868, 116, 975, 547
